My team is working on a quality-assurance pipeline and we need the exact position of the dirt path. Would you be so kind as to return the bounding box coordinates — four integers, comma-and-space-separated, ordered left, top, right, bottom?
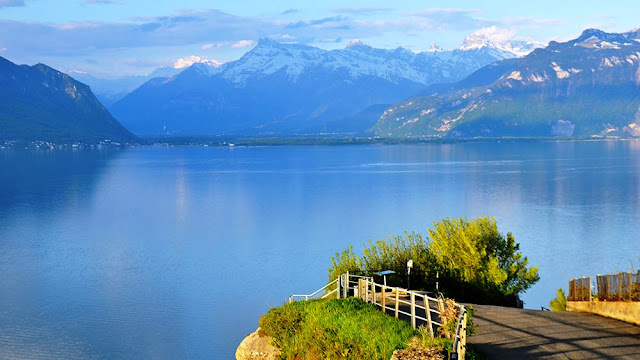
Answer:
469, 305, 640, 359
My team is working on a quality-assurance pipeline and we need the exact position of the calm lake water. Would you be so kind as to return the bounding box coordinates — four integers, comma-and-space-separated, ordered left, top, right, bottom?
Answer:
1, 142, 640, 359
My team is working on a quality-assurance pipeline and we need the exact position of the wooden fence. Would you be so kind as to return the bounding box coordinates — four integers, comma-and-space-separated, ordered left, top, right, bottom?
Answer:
290, 272, 468, 360
568, 271, 640, 302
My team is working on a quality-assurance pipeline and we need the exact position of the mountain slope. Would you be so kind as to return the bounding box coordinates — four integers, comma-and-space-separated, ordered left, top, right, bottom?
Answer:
71, 67, 182, 107
372, 29, 640, 138
0, 57, 136, 142
111, 37, 536, 136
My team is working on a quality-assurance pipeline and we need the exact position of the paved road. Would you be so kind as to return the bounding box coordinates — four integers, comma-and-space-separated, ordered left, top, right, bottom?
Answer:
470, 305, 640, 359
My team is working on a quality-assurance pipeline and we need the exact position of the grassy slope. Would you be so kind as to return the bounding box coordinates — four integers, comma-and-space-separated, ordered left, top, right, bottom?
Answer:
260, 298, 419, 360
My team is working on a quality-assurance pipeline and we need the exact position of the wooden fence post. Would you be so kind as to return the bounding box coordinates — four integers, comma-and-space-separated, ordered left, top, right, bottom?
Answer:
365, 279, 369, 302
630, 272, 633, 301
619, 273, 623, 301
381, 285, 386, 313
394, 289, 399, 319
410, 292, 416, 329
344, 271, 349, 299
371, 279, 376, 305
461, 311, 468, 359
425, 296, 434, 337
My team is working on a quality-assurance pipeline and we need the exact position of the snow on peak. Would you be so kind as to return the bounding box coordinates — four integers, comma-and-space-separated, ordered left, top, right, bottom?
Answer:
174, 56, 223, 69
346, 39, 365, 48
460, 26, 544, 57
183, 38, 527, 87
428, 42, 443, 52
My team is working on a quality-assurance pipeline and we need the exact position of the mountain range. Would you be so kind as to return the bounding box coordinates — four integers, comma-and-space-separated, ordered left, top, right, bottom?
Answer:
71, 67, 182, 107
371, 29, 640, 138
110, 35, 538, 136
0, 56, 136, 143
5, 27, 640, 142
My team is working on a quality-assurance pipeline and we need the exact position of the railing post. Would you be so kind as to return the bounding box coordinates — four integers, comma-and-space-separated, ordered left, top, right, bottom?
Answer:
365, 278, 369, 302
371, 279, 376, 305
425, 296, 434, 337
630, 272, 633, 301
395, 288, 400, 319
589, 276, 592, 302
381, 285, 386, 313
344, 271, 349, 299
461, 311, 468, 360
336, 277, 340, 299
410, 291, 416, 329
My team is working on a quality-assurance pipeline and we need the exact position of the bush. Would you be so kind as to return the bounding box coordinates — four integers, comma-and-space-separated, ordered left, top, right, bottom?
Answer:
549, 288, 567, 312
260, 298, 418, 360
329, 216, 540, 305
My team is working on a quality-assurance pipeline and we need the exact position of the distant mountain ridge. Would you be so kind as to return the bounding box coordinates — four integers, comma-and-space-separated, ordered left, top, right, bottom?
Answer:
0, 56, 136, 143
72, 66, 183, 107
372, 28, 640, 138
111, 36, 538, 136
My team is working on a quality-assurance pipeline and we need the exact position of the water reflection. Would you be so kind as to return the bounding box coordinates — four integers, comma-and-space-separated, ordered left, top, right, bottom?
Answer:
0, 143, 639, 359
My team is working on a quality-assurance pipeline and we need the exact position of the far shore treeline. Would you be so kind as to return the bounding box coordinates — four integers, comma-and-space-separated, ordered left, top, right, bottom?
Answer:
329, 216, 540, 306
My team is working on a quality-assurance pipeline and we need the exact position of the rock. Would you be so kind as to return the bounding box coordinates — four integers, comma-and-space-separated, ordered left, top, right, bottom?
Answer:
235, 328, 279, 360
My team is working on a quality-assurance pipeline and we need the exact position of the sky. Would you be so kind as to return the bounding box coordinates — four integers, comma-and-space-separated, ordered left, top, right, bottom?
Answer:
0, 0, 638, 78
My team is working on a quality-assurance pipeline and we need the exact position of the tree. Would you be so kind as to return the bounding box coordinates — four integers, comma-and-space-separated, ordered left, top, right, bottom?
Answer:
549, 288, 567, 312
428, 217, 539, 297
328, 216, 540, 305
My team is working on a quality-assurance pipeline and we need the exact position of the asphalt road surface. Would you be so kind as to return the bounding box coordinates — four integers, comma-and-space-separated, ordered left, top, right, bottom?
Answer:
470, 305, 640, 359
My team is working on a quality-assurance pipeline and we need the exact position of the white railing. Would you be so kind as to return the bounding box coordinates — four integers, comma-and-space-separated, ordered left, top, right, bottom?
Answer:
289, 277, 340, 302
289, 272, 468, 360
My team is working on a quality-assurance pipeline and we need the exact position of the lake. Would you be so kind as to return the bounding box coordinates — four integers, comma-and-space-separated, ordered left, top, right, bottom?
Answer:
1, 141, 639, 359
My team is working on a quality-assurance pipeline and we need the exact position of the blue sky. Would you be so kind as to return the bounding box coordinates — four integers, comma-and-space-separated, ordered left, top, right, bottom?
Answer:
0, 0, 638, 77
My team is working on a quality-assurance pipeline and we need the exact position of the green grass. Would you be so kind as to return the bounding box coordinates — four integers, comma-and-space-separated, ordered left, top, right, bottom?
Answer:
259, 297, 487, 360
260, 298, 419, 360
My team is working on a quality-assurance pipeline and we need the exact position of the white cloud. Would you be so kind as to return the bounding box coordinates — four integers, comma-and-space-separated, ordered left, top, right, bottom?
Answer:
173, 55, 223, 69
201, 42, 226, 50
231, 40, 256, 49
469, 26, 516, 43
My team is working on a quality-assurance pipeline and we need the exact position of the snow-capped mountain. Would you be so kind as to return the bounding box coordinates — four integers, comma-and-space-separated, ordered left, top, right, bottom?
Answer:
372, 28, 640, 138
459, 26, 545, 57
111, 36, 539, 136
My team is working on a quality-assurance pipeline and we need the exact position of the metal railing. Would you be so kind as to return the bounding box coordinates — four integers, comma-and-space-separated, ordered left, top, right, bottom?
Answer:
569, 271, 640, 302
289, 277, 340, 302
289, 272, 468, 360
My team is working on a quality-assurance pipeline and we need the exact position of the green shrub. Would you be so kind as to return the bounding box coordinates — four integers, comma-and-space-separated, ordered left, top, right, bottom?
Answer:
329, 216, 540, 305
549, 288, 567, 312
260, 298, 418, 360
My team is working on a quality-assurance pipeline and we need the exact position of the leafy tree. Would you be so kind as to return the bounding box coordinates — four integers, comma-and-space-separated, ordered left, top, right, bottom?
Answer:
428, 217, 539, 297
328, 216, 540, 305
329, 232, 435, 290
549, 288, 567, 312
